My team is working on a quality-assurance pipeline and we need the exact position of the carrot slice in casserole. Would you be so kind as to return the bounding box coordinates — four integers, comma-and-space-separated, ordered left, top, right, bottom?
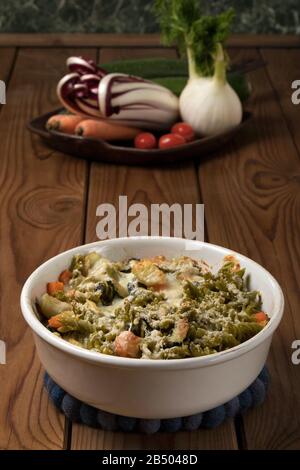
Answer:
47, 281, 64, 295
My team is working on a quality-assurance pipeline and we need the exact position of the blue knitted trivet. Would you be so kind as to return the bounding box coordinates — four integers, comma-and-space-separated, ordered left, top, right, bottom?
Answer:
44, 366, 269, 434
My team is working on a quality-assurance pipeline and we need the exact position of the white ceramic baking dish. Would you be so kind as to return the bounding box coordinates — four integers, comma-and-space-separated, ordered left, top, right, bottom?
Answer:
20, 237, 284, 419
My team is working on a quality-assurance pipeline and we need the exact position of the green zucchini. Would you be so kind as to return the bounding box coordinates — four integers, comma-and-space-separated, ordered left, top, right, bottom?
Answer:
102, 58, 251, 102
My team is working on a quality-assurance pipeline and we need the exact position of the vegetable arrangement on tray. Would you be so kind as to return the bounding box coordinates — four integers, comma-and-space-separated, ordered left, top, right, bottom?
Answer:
45, 1, 250, 152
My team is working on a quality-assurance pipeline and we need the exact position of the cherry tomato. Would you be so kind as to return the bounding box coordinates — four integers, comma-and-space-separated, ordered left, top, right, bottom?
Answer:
134, 132, 157, 149
159, 133, 186, 149
171, 122, 195, 142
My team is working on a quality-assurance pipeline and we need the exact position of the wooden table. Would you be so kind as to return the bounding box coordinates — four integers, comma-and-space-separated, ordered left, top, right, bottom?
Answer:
0, 34, 299, 450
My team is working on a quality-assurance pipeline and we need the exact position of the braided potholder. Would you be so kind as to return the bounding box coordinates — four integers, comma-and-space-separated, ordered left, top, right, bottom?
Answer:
44, 366, 269, 434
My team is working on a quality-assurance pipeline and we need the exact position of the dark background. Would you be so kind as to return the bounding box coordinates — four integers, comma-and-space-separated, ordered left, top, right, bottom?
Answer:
0, 0, 298, 34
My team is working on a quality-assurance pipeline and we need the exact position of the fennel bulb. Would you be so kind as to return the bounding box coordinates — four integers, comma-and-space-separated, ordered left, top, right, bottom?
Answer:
155, 1, 243, 136
180, 72, 243, 137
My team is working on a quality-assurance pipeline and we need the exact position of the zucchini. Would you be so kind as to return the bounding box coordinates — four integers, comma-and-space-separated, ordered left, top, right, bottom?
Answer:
102, 58, 251, 102
38, 293, 72, 319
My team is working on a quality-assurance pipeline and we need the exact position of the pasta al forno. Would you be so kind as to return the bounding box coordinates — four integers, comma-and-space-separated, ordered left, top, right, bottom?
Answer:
37, 252, 269, 360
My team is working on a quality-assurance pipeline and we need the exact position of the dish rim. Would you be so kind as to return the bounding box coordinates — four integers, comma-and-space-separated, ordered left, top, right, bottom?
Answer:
20, 236, 284, 370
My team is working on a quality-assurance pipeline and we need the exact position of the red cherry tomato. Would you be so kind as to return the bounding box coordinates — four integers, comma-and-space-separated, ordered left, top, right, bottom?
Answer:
171, 122, 195, 142
159, 133, 186, 149
134, 132, 157, 149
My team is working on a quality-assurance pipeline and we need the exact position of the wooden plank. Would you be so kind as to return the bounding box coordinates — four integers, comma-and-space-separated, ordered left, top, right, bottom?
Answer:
99, 46, 178, 62
260, 48, 300, 155
0, 34, 162, 48
0, 48, 16, 83
0, 47, 96, 449
0, 48, 16, 112
72, 424, 237, 450
71, 46, 238, 451
198, 48, 300, 449
228, 34, 300, 48
0, 34, 299, 48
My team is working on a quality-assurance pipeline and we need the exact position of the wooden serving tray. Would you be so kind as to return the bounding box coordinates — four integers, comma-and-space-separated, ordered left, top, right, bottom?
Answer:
28, 108, 252, 166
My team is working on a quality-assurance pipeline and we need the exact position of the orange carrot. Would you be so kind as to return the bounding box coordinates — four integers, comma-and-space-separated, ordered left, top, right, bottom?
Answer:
75, 119, 142, 141
152, 283, 168, 292
59, 270, 72, 284
48, 314, 63, 330
46, 114, 83, 134
47, 281, 64, 295
253, 311, 268, 324
114, 331, 141, 358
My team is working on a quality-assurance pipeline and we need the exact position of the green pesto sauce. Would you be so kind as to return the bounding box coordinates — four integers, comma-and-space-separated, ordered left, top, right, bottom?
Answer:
38, 252, 268, 359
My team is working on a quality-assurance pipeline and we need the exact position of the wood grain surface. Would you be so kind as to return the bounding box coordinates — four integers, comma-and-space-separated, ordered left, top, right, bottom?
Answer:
199, 48, 300, 449
0, 34, 299, 48
1, 36, 299, 450
0, 48, 16, 84
0, 47, 95, 449
260, 48, 300, 155
71, 424, 237, 450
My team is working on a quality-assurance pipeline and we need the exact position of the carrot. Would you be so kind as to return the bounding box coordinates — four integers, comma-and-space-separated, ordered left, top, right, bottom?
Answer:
253, 311, 268, 324
114, 331, 141, 358
48, 314, 63, 330
46, 114, 83, 134
152, 283, 168, 292
58, 270, 72, 284
47, 281, 64, 295
75, 119, 142, 141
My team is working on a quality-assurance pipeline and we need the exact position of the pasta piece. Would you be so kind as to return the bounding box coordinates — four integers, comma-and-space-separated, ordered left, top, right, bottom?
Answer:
38, 293, 72, 318
132, 259, 165, 287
